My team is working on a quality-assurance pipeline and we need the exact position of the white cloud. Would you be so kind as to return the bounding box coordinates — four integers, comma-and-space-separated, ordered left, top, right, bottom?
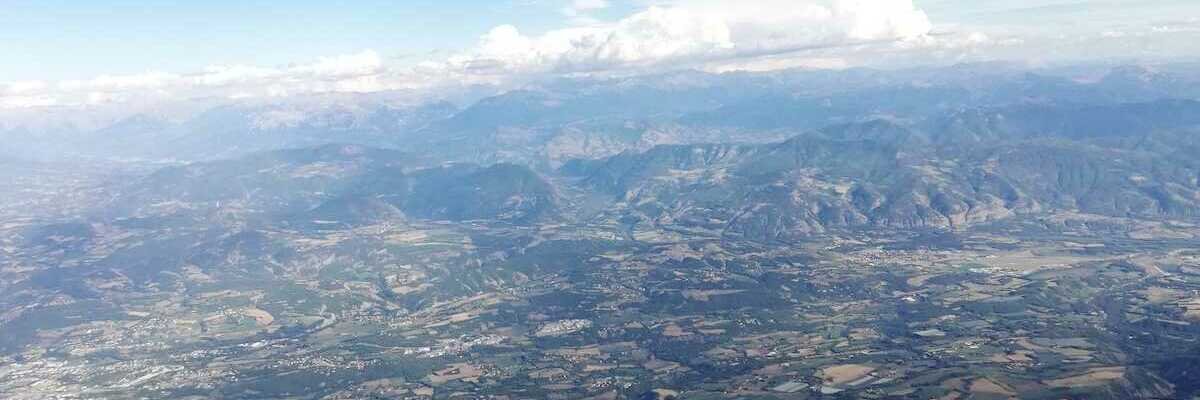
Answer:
292, 50, 384, 79
193, 65, 282, 87
562, 0, 611, 18
573, 0, 609, 11
6, 0, 1200, 114
703, 55, 849, 73
0, 95, 57, 109
0, 81, 48, 96
448, 0, 932, 76
13, 0, 1116, 112
59, 72, 177, 92
905, 32, 994, 50
190, 50, 384, 88
0, 1, 940, 110
0, 50, 408, 109
87, 92, 126, 106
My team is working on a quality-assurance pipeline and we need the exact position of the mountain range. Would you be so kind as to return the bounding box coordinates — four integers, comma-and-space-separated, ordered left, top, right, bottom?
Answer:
6, 62, 1200, 399
5, 63, 1199, 165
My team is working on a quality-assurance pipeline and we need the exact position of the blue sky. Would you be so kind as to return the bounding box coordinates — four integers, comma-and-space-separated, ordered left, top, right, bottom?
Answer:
2, 0, 1198, 109
1, 0, 563, 80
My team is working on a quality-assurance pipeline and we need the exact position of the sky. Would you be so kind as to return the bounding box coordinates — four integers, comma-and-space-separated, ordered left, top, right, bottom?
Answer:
2, 0, 1199, 109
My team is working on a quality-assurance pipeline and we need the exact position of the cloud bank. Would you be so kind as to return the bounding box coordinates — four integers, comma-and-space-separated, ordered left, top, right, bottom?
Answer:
0, 0, 945, 109
2, 0, 1195, 111
446, 0, 932, 75
0, 50, 398, 110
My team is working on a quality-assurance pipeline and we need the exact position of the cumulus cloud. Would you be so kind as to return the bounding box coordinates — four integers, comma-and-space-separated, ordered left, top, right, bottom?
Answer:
0, 50, 406, 109
1, 81, 48, 96
573, 0, 609, 11
59, 72, 178, 92
292, 50, 385, 79
1, 1, 943, 109
193, 65, 282, 87
703, 56, 849, 73
0, 95, 57, 109
562, 0, 610, 17
446, 0, 931, 76
0, 81, 56, 108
